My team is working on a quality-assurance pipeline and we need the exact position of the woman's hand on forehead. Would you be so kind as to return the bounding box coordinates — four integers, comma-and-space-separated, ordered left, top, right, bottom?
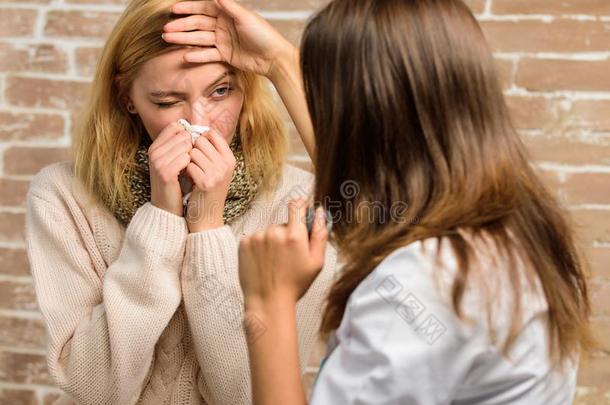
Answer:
162, 0, 295, 79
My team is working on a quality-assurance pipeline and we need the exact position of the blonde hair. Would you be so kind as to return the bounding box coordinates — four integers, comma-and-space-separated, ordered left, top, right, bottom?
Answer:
71, 0, 287, 214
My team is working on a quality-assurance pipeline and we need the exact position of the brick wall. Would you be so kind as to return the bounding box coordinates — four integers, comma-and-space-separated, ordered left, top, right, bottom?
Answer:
0, 0, 608, 403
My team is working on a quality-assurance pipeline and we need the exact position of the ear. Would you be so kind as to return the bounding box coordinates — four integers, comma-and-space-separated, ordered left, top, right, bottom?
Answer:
122, 96, 137, 114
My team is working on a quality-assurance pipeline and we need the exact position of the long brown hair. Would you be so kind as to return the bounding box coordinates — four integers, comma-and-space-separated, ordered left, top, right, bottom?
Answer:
301, 0, 594, 367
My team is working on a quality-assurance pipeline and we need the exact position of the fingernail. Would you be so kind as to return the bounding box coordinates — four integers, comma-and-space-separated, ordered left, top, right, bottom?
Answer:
161, 33, 166, 40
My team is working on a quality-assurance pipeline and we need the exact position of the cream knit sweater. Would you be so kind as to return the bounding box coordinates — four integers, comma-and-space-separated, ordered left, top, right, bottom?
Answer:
25, 161, 338, 405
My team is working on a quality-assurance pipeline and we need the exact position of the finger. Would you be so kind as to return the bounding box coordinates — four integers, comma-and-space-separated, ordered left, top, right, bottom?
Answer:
162, 31, 216, 47
184, 47, 223, 64
150, 131, 191, 160
164, 14, 216, 33
166, 152, 192, 178
149, 122, 185, 154
157, 136, 193, 168
154, 128, 192, 155
189, 146, 213, 173
287, 198, 308, 232
194, 134, 222, 162
171, 1, 220, 16
309, 207, 329, 258
206, 129, 233, 160
185, 162, 207, 189
265, 225, 287, 244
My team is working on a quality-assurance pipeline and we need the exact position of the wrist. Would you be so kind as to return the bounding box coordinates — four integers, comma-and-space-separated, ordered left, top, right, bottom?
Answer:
185, 194, 225, 232
268, 43, 299, 85
150, 192, 183, 218
244, 296, 296, 338
244, 292, 298, 316
187, 217, 224, 233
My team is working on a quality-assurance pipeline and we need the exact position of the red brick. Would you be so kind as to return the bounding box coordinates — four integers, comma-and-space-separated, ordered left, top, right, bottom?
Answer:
268, 19, 306, 47
591, 319, 610, 353
591, 281, 610, 316
464, 0, 485, 14
44, 10, 121, 38
3, 146, 70, 176
0, 316, 46, 350
0, 111, 64, 141
523, 136, 610, 166
506, 96, 562, 130
5, 0, 50, 3
0, 350, 51, 385
570, 209, 610, 247
0, 43, 68, 73
0, 9, 38, 37
534, 168, 561, 194
75, 46, 103, 77
0, 178, 30, 207
516, 59, 610, 92
563, 173, 610, 205
577, 354, 610, 392
482, 20, 610, 53
495, 59, 514, 90
587, 248, 610, 279
493, 0, 610, 15
0, 388, 37, 405
0, 213, 25, 244
241, 0, 329, 11
574, 388, 610, 404
5, 76, 91, 110
243, 0, 484, 14
0, 247, 30, 277
66, 0, 128, 4
0, 280, 37, 311
569, 100, 610, 131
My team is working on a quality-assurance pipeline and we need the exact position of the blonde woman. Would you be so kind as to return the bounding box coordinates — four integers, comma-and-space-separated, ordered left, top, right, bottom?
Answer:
24, 0, 337, 403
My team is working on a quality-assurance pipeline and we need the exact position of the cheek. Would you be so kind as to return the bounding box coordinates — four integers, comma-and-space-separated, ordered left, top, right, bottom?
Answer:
138, 108, 182, 141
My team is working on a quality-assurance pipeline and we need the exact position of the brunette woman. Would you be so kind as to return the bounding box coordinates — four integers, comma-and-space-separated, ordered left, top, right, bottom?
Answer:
171, 0, 596, 403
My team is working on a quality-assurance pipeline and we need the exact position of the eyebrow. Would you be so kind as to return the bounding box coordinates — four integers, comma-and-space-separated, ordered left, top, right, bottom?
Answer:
149, 71, 235, 98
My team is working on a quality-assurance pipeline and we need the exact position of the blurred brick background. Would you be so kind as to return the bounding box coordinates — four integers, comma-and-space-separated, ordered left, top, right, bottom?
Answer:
0, 0, 609, 403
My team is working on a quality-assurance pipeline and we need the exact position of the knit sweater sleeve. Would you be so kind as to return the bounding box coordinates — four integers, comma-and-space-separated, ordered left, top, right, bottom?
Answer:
26, 178, 188, 405
181, 207, 337, 405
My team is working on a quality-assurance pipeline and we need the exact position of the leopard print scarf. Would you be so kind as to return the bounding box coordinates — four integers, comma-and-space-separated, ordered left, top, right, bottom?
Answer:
113, 133, 259, 226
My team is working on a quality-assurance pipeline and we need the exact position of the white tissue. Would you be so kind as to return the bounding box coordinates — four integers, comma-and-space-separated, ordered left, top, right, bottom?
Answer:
178, 118, 210, 145
177, 118, 211, 207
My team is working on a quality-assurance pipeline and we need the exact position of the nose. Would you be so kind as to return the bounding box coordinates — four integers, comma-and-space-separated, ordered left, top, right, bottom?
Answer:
188, 97, 212, 128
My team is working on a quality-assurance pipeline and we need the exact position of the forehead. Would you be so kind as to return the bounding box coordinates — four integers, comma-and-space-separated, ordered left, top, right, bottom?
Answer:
136, 48, 232, 92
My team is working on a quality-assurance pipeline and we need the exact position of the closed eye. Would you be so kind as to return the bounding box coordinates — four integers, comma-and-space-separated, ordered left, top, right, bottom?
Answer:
155, 101, 179, 109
